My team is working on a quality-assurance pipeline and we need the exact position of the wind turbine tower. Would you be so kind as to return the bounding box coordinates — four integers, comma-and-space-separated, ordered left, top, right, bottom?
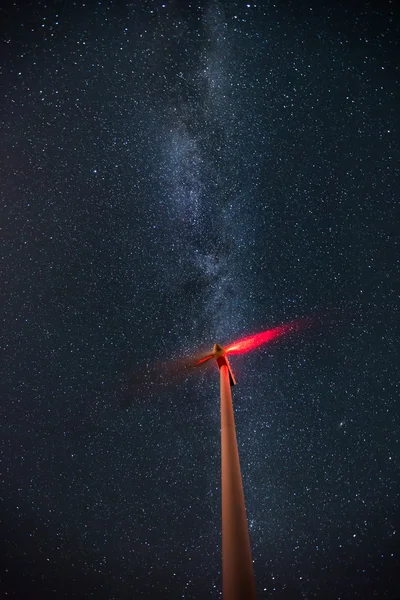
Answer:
213, 343, 257, 600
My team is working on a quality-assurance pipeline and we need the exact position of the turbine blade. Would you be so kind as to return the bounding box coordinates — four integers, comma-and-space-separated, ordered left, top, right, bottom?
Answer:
225, 317, 313, 355
118, 351, 215, 407
195, 353, 214, 365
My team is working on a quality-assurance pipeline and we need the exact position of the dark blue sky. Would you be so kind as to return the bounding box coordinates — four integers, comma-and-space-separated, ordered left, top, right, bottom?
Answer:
1, 1, 399, 598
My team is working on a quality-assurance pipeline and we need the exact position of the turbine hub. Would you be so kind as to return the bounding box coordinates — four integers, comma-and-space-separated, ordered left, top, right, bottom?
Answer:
213, 344, 236, 386
213, 343, 225, 358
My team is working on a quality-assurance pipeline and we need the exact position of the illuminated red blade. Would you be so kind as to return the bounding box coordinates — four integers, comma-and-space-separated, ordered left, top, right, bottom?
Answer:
225, 318, 310, 355
196, 354, 214, 365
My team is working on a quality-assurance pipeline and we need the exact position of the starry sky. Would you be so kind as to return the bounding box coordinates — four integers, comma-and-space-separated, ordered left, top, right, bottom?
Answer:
1, 0, 399, 598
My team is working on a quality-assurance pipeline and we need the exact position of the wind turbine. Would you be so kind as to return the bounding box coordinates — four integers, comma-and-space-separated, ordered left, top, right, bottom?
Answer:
124, 318, 312, 599
192, 319, 311, 600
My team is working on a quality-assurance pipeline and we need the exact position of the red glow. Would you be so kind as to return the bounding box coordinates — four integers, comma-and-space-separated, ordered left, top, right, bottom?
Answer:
196, 354, 213, 365
225, 319, 310, 355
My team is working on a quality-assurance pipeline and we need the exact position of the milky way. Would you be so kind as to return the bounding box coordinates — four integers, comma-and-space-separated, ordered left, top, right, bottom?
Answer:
1, 1, 398, 599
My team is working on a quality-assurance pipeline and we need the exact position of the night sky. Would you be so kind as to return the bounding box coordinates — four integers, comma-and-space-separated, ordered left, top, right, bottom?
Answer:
1, 0, 399, 598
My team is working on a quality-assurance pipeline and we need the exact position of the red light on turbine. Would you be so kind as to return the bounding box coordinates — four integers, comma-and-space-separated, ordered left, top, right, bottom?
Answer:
196, 354, 213, 365
225, 319, 308, 355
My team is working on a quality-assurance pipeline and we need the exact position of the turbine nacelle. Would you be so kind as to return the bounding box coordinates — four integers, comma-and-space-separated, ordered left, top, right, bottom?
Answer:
213, 343, 237, 387
212, 343, 225, 359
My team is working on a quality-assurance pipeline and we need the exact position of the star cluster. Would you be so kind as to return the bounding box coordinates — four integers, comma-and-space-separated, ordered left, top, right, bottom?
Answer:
1, 1, 398, 598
